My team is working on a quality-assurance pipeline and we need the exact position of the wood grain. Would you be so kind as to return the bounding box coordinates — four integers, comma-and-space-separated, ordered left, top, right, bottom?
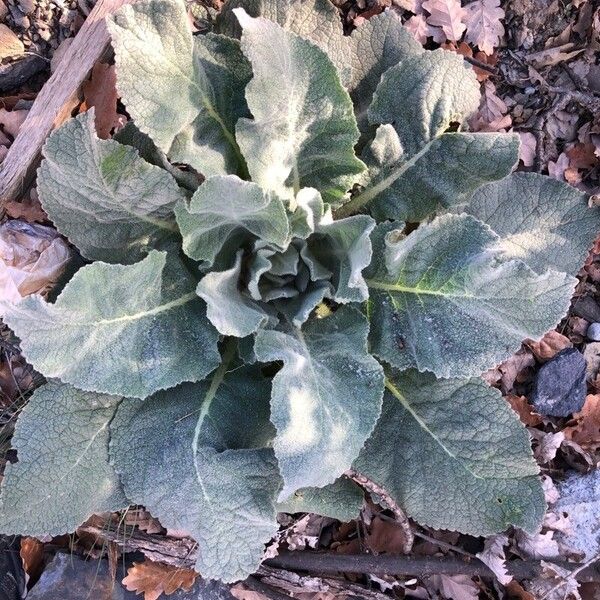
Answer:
0, 0, 132, 208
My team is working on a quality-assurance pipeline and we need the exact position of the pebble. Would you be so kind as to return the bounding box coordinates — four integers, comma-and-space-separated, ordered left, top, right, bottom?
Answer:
17, 0, 34, 15
530, 347, 587, 417
0, 1, 8, 20
588, 322, 600, 341
27, 552, 235, 599
0, 536, 25, 600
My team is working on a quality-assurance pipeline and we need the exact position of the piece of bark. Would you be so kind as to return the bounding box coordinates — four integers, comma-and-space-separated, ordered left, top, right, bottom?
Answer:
0, 0, 132, 208
0, 55, 46, 94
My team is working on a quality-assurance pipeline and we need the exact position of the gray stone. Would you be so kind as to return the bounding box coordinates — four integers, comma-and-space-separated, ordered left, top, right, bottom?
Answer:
0, 536, 25, 600
572, 295, 600, 323
588, 322, 600, 341
530, 348, 587, 417
584, 342, 600, 383
27, 553, 129, 600
16, 0, 34, 15
555, 470, 600, 558
27, 552, 236, 600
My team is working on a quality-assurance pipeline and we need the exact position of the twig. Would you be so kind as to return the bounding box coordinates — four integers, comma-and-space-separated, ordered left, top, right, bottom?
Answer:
79, 515, 600, 584
539, 554, 600, 600
463, 55, 497, 74
265, 551, 600, 583
345, 468, 414, 554
258, 565, 392, 600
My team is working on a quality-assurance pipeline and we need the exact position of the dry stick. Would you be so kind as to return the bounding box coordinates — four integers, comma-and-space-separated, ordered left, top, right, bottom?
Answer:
265, 551, 600, 583
0, 0, 133, 209
79, 518, 600, 584
539, 554, 600, 600
345, 468, 414, 554
244, 576, 296, 600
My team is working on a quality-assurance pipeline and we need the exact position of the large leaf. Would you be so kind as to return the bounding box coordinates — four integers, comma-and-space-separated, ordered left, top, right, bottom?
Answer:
217, 0, 349, 84
347, 11, 423, 134
337, 50, 518, 221
460, 172, 597, 275
366, 215, 576, 378
354, 370, 545, 535
234, 10, 365, 205
0, 382, 127, 535
2, 251, 220, 398
175, 175, 290, 268
110, 365, 281, 582
38, 110, 185, 263
108, 0, 251, 177
254, 306, 384, 500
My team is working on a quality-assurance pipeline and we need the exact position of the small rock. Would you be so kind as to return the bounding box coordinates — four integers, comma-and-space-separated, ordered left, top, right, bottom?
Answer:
0, 24, 24, 60
27, 552, 234, 599
530, 348, 587, 417
588, 322, 600, 341
27, 553, 129, 599
0, 1, 8, 20
0, 536, 26, 600
16, 0, 34, 14
12, 13, 29, 28
584, 342, 600, 383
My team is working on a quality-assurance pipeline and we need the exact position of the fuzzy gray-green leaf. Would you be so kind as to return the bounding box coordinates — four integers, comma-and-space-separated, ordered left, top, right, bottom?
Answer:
175, 175, 290, 268
235, 10, 364, 205
366, 214, 576, 378
355, 370, 545, 535
254, 306, 384, 500
110, 367, 280, 582
217, 0, 349, 84
350, 50, 518, 221
108, 0, 251, 177
0, 382, 127, 536
38, 110, 184, 263
461, 172, 597, 275
348, 11, 423, 134
2, 251, 220, 398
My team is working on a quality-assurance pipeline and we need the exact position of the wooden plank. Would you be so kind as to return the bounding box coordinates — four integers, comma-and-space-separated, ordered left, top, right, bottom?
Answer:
0, 0, 132, 208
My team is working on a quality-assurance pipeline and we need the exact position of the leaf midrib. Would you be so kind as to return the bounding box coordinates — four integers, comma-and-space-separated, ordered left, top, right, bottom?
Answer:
384, 378, 484, 481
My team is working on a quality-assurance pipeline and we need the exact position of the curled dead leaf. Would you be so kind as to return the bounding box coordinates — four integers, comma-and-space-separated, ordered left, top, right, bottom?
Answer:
524, 331, 573, 362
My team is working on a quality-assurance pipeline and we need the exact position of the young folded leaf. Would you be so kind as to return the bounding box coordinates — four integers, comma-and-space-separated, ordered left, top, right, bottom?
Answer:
354, 370, 546, 535
175, 175, 290, 269
110, 365, 280, 582
2, 251, 220, 398
0, 382, 128, 536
